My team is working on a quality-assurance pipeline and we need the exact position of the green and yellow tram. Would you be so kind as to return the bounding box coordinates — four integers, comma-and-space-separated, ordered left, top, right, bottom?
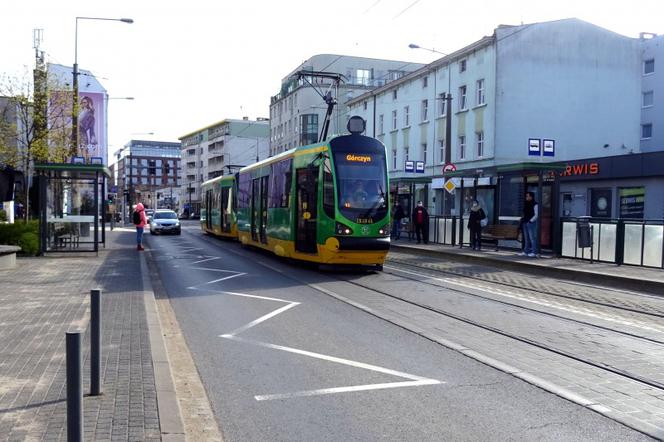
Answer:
200, 174, 237, 239
200, 116, 391, 268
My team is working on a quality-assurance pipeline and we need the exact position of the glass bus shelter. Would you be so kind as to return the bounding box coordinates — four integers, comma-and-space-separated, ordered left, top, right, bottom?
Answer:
35, 163, 109, 254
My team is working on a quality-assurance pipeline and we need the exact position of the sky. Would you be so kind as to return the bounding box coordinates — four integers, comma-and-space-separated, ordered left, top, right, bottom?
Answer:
2, 0, 662, 164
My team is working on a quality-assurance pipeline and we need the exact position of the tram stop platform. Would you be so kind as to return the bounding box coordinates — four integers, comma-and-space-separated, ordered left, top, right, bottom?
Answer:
389, 241, 664, 295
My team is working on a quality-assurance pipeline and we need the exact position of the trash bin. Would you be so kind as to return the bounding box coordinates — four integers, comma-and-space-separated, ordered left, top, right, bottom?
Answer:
577, 218, 592, 248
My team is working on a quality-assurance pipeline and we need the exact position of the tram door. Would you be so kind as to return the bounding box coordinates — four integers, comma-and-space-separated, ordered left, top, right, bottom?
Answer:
221, 187, 232, 233
259, 176, 268, 244
251, 178, 260, 241
205, 189, 213, 230
295, 167, 318, 254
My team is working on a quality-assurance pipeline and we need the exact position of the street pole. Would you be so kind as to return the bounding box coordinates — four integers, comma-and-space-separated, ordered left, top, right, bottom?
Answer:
72, 17, 133, 159
444, 92, 453, 216
72, 21, 79, 157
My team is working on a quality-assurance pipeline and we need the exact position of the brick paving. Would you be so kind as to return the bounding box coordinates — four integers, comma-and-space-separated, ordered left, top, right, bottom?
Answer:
0, 230, 160, 441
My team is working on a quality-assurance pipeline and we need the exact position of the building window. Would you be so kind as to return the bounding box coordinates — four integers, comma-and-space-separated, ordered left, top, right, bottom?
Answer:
438, 93, 446, 116
459, 85, 467, 110
148, 160, 156, 176
459, 59, 467, 73
421, 99, 428, 121
299, 114, 318, 145
476, 131, 484, 157
422, 76, 428, 88
422, 142, 427, 163
379, 114, 384, 135
644, 58, 655, 75
392, 110, 397, 130
356, 69, 371, 86
643, 91, 654, 107
439, 139, 445, 163
393, 89, 398, 100
476, 79, 485, 105
642, 123, 653, 139
392, 149, 397, 170
458, 136, 466, 159
404, 106, 410, 127
404, 146, 409, 162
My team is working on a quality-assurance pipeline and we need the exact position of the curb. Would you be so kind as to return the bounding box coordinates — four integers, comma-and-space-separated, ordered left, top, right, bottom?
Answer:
390, 244, 664, 295
139, 252, 186, 441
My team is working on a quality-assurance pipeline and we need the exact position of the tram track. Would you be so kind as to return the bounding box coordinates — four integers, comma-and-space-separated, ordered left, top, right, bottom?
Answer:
386, 253, 664, 318
329, 271, 664, 394
379, 263, 664, 345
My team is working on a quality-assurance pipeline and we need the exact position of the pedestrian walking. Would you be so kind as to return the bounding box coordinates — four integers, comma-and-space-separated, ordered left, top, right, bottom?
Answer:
520, 192, 539, 257
411, 201, 429, 244
133, 202, 148, 251
467, 200, 486, 250
391, 201, 406, 240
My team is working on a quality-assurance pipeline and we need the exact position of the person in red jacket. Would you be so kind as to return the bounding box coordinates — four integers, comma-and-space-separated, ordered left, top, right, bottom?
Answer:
133, 202, 148, 251
411, 201, 429, 244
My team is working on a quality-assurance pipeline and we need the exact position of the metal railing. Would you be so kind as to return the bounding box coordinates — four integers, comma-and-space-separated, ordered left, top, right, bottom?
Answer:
560, 217, 664, 268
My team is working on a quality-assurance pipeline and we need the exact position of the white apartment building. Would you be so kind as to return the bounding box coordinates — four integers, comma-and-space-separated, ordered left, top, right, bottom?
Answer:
641, 33, 663, 152
179, 118, 269, 215
348, 18, 642, 214
269, 54, 424, 155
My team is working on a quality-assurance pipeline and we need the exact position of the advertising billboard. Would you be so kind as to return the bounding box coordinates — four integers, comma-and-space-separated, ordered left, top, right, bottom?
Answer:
47, 64, 108, 165
75, 92, 106, 164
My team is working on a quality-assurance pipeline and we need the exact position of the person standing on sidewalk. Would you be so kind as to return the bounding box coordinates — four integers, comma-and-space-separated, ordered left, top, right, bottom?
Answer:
468, 200, 486, 251
521, 192, 539, 257
133, 202, 148, 251
391, 201, 406, 240
412, 201, 429, 244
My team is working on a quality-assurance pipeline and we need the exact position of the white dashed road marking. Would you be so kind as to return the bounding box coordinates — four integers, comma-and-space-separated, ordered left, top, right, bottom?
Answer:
182, 257, 442, 401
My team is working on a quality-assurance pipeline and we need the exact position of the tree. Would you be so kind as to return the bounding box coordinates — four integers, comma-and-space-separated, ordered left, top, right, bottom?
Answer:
0, 69, 73, 221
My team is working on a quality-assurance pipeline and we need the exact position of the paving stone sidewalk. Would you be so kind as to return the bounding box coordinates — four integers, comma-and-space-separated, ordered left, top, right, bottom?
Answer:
0, 230, 160, 441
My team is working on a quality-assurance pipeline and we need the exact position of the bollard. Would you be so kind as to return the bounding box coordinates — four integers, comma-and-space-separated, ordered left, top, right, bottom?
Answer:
90, 289, 102, 396
66, 331, 83, 442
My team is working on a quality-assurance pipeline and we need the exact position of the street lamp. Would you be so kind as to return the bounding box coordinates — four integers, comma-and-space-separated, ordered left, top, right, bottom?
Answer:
73, 16, 133, 157
410, 43, 453, 214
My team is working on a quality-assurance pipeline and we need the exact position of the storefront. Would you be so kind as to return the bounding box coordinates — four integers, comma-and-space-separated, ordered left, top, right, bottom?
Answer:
557, 151, 664, 220
35, 163, 109, 254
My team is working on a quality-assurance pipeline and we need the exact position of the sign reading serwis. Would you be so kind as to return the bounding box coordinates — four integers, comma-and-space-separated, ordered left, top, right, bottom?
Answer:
346, 154, 372, 163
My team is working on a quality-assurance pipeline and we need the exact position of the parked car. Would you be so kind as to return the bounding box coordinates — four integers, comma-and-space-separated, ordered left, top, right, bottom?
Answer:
149, 210, 181, 235
145, 209, 155, 222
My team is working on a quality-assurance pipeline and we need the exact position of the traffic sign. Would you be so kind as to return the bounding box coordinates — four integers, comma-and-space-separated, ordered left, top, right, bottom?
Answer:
442, 163, 457, 173
443, 179, 456, 194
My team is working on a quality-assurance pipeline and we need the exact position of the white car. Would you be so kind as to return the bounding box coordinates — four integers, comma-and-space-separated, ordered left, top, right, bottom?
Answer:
149, 210, 181, 235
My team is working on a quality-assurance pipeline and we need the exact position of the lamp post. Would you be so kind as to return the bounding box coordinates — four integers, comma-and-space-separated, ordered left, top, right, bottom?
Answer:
410, 43, 454, 215
73, 16, 133, 157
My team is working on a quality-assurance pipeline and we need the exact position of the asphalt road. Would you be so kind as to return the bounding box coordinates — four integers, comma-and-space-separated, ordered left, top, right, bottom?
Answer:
146, 221, 652, 441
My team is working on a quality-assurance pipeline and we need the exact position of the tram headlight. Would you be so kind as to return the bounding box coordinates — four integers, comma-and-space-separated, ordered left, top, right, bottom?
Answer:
378, 225, 390, 236
336, 222, 353, 235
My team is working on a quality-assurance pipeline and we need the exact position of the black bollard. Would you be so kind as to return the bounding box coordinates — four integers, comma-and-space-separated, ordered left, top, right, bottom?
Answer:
66, 331, 83, 442
90, 289, 102, 396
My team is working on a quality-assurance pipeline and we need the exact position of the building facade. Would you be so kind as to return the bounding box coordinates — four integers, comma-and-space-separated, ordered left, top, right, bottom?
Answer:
178, 118, 269, 216
641, 33, 663, 152
112, 140, 181, 220
269, 54, 424, 155
347, 18, 643, 217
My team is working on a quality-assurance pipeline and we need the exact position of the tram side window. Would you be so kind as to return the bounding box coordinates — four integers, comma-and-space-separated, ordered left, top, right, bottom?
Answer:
283, 170, 292, 208
238, 173, 251, 209
322, 158, 335, 218
268, 158, 292, 208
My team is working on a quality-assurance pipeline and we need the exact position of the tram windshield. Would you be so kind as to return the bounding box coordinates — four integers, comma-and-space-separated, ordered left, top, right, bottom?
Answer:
333, 150, 388, 221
